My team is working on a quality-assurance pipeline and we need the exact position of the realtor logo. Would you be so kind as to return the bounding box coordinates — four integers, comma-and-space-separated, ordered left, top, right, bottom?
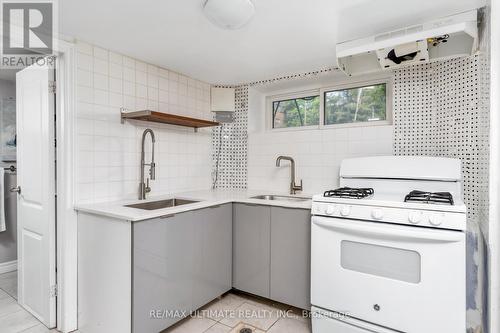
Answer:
0, 0, 57, 68
2, 1, 53, 54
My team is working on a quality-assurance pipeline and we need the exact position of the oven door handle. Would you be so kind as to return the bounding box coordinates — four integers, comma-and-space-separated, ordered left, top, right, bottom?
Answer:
312, 217, 464, 243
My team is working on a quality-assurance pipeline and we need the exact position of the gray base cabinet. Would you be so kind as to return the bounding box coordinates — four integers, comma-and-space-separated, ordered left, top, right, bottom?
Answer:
232, 203, 311, 309
270, 207, 311, 309
232, 203, 271, 298
133, 204, 232, 333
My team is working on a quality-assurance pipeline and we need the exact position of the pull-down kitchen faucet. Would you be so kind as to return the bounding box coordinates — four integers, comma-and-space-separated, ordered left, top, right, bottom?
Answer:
276, 156, 303, 195
139, 129, 156, 200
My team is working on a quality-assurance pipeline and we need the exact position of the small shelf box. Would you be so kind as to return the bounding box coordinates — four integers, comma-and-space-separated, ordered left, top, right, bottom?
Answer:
120, 110, 219, 131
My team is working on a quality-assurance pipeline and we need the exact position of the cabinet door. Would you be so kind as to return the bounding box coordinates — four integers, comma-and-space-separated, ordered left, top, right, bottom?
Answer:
232, 203, 271, 298
270, 207, 311, 309
192, 204, 232, 309
133, 212, 196, 333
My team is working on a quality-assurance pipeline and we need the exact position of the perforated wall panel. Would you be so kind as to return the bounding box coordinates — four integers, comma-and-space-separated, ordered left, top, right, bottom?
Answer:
394, 55, 490, 221
211, 86, 248, 189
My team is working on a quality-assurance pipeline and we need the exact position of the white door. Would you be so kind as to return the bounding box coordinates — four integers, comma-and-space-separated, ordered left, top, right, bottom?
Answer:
311, 216, 465, 333
16, 65, 56, 327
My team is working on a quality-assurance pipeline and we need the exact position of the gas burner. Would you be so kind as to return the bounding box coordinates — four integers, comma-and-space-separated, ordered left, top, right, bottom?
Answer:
404, 190, 454, 205
323, 187, 374, 199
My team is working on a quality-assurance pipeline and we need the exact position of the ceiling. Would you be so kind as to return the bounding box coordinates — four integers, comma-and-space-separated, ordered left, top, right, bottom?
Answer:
60, 0, 486, 85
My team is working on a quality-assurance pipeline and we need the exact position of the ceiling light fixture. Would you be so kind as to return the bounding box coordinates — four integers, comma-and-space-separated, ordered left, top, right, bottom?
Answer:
202, 0, 255, 30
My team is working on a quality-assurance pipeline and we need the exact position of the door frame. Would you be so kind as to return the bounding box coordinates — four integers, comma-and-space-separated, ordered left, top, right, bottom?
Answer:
54, 39, 77, 333
2, 24, 77, 330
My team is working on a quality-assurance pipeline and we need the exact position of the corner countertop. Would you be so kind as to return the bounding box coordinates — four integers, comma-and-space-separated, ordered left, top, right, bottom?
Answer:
74, 189, 312, 222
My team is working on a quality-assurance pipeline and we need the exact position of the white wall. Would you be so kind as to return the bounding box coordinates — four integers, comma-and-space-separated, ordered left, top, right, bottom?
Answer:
75, 41, 213, 203
247, 84, 393, 195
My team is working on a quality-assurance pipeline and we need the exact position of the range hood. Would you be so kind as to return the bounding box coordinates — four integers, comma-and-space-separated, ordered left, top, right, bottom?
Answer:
336, 10, 478, 76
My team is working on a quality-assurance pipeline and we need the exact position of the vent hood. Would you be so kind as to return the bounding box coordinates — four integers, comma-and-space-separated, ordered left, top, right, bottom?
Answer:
336, 10, 478, 76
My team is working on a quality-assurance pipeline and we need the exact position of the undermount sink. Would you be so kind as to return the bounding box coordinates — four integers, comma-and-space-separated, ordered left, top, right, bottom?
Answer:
250, 195, 310, 202
125, 198, 200, 210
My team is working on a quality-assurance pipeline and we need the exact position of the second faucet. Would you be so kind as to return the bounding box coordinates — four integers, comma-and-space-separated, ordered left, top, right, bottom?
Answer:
276, 156, 303, 195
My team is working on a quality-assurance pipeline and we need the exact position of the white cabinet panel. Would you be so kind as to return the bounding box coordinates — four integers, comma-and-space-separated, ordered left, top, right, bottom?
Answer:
270, 207, 310, 309
133, 204, 232, 333
232, 203, 271, 298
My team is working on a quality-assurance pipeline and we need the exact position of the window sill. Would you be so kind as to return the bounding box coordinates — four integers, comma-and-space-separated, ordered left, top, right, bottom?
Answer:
267, 120, 392, 133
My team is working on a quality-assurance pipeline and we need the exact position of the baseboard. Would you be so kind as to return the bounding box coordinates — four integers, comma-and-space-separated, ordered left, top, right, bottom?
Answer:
0, 260, 17, 274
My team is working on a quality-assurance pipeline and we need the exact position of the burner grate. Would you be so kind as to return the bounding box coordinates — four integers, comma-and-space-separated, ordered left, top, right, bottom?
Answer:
404, 190, 454, 205
324, 187, 374, 199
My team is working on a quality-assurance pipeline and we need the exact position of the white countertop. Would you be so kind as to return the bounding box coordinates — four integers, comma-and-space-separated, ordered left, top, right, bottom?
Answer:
74, 189, 312, 222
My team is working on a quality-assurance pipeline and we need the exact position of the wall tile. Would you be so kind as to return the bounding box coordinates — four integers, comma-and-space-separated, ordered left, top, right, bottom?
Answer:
109, 63, 123, 79
75, 41, 213, 203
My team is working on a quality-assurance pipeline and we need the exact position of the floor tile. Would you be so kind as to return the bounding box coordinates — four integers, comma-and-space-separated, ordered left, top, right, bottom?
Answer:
19, 324, 57, 333
165, 317, 217, 333
219, 302, 281, 331
0, 296, 24, 318
238, 293, 289, 312
0, 309, 40, 333
0, 271, 18, 299
228, 322, 264, 333
285, 306, 310, 324
203, 322, 232, 333
201, 293, 247, 321
0, 288, 11, 300
267, 317, 312, 333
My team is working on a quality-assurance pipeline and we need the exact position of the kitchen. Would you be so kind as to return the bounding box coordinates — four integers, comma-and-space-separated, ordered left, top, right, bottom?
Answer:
0, 0, 498, 333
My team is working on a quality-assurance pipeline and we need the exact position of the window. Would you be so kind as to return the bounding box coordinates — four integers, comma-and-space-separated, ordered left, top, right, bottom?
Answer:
324, 83, 387, 125
272, 95, 319, 129
267, 80, 391, 131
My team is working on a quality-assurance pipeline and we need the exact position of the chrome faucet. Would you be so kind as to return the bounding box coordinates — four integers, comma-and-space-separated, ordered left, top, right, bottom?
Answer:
276, 156, 303, 195
139, 129, 156, 200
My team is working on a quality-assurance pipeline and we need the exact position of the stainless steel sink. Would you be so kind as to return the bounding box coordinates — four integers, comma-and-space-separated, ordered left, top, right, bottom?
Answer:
125, 198, 199, 210
250, 195, 310, 202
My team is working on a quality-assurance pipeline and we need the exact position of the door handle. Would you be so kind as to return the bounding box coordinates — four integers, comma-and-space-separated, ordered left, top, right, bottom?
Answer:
10, 186, 21, 194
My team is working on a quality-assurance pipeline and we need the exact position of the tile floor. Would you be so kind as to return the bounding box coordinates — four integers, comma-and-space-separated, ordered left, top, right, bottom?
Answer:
0, 270, 17, 299
164, 291, 312, 333
0, 271, 57, 333
1, 271, 311, 333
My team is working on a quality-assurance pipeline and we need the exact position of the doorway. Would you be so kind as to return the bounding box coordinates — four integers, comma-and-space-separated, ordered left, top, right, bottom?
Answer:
0, 41, 78, 333
0, 70, 18, 291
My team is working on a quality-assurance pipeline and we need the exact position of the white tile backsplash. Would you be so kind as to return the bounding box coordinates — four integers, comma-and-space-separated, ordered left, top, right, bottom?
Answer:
75, 41, 212, 204
247, 126, 393, 194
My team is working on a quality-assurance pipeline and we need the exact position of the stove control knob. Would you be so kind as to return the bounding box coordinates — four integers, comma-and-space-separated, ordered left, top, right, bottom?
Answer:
429, 214, 443, 226
340, 205, 351, 217
371, 209, 384, 220
325, 205, 335, 215
408, 211, 421, 224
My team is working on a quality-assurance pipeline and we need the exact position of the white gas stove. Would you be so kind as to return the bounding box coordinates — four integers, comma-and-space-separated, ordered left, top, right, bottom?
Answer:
312, 190, 466, 231
311, 156, 466, 333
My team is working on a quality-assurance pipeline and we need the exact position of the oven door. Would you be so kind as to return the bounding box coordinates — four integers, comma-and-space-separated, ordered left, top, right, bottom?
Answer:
311, 216, 465, 333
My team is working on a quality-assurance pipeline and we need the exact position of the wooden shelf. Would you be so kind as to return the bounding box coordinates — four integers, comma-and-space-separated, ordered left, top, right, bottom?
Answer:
120, 110, 219, 131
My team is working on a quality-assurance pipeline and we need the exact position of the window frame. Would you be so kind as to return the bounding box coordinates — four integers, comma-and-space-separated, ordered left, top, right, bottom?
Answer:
320, 78, 393, 130
267, 89, 321, 132
265, 77, 393, 132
